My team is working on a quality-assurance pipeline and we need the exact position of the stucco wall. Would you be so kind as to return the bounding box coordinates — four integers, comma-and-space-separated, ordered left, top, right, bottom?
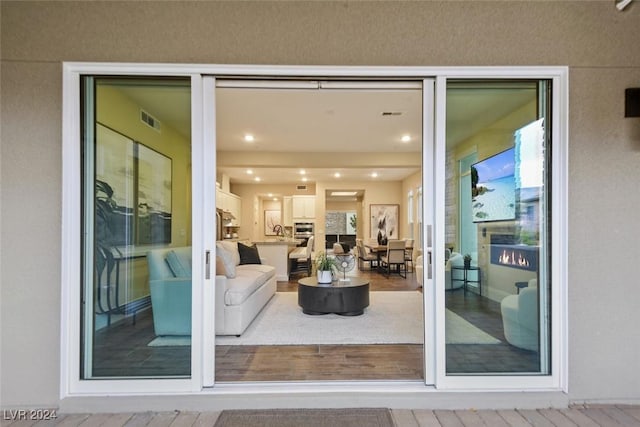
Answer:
1, 1, 639, 408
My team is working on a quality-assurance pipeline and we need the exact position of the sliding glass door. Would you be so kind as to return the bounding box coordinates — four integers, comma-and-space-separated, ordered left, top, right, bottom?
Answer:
64, 64, 565, 395
441, 80, 551, 376
81, 77, 193, 378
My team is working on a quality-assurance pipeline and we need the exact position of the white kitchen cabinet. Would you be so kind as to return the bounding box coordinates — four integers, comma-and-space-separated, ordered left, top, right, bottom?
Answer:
216, 190, 242, 226
292, 195, 315, 219
283, 196, 293, 226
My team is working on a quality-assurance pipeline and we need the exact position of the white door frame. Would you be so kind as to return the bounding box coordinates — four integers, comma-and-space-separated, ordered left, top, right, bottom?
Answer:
61, 63, 568, 398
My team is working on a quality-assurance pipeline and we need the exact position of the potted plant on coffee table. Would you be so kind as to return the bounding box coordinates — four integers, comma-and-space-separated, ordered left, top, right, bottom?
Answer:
315, 251, 337, 283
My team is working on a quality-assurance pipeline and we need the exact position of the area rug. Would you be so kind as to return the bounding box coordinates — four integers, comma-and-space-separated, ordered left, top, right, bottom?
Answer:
148, 291, 500, 346
214, 408, 394, 427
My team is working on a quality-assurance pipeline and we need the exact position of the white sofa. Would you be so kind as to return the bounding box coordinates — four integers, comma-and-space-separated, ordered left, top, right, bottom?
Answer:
500, 278, 539, 351
146, 243, 276, 337
215, 241, 277, 336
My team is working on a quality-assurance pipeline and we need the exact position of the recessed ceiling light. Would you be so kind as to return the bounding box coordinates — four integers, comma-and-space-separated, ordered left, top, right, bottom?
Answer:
268, 193, 273, 197
331, 191, 358, 196
273, 197, 278, 201
300, 169, 306, 175
244, 134, 255, 142
246, 169, 253, 175
334, 172, 341, 178
401, 135, 411, 143
302, 177, 308, 182
254, 177, 261, 182
371, 172, 378, 178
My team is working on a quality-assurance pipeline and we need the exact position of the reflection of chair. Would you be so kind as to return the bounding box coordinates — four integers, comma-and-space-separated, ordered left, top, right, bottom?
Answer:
289, 236, 314, 277
404, 238, 414, 272
356, 238, 378, 270
501, 278, 539, 351
147, 247, 193, 336
380, 239, 406, 278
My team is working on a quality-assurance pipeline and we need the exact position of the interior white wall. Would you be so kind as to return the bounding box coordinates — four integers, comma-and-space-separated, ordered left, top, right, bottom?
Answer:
2, 0, 640, 409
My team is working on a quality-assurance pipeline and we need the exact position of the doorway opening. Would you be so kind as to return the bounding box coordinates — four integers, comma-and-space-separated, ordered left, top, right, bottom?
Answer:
214, 79, 425, 382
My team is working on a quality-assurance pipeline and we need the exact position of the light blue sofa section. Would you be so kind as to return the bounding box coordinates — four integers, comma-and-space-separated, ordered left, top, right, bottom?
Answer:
147, 247, 192, 336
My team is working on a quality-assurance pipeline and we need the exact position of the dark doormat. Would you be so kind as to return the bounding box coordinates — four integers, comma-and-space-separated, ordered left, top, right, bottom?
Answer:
214, 408, 395, 427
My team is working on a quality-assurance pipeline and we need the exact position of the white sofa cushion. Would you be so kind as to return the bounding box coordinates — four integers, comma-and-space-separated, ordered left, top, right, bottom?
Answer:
224, 264, 276, 306
218, 240, 240, 265
216, 244, 237, 278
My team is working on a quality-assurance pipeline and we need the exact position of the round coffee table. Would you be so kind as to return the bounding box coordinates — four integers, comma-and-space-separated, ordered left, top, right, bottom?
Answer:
297, 277, 370, 316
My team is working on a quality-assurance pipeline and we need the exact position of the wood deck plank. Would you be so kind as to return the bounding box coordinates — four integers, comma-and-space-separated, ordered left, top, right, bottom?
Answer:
559, 409, 602, 427
433, 410, 464, 427
603, 407, 640, 426
454, 410, 486, 427
123, 413, 154, 427
192, 412, 221, 426
412, 410, 443, 427
391, 409, 420, 427
496, 410, 534, 427
538, 409, 577, 427
581, 408, 621, 427
145, 412, 178, 427
517, 410, 555, 427
620, 407, 640, 423
98, 414, 135, 427
476, 410, 510, 427
168, 412, 200, 427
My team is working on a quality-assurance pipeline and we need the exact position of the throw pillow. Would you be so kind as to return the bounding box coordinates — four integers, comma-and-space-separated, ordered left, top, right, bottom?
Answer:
215, 255, 228, 277
165, 250, 192, 278
215, 243, 236, 278
237, 242, 262, 265
218, 240, 240, 266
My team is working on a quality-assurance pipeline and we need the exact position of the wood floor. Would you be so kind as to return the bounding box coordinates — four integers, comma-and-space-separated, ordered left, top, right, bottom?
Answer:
93, 265, 538, 380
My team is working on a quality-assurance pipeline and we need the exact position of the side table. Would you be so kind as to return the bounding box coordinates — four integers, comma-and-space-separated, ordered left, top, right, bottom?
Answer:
451, 265, 482, 296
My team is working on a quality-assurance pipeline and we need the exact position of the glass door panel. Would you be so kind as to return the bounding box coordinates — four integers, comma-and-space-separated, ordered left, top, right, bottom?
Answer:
81, 77, 192, 378
443, 80, 551, 375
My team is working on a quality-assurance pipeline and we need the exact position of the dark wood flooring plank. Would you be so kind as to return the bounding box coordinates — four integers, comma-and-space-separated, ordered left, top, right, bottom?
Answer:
51, 415, 91, 427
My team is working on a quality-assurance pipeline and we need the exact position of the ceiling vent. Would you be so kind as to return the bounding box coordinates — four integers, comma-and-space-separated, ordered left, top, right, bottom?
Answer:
140, 109, 161, 132
381, 111, 402, 116
296, 185, 308, 191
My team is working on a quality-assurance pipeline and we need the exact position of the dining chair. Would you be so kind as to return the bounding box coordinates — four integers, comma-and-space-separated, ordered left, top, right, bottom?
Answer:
404, 238, 414, 273
379, 239, 406, 278
356, 238, 378, 271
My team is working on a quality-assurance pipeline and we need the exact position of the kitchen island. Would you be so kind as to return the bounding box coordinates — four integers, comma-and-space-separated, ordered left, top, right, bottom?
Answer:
254, 239, 303, 281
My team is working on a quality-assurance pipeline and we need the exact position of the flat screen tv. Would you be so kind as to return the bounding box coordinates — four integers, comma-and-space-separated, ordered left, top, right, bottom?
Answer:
471, 147, 516, 223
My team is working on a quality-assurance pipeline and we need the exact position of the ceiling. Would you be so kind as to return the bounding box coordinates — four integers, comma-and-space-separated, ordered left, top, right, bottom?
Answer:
116, 80, 536, 190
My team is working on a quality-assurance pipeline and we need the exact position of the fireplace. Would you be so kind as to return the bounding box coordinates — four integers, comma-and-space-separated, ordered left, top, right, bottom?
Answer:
490, 235, 538, 272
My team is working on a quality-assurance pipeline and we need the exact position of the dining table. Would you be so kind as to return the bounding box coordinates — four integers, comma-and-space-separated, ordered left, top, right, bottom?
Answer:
365, 243, 413, 272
